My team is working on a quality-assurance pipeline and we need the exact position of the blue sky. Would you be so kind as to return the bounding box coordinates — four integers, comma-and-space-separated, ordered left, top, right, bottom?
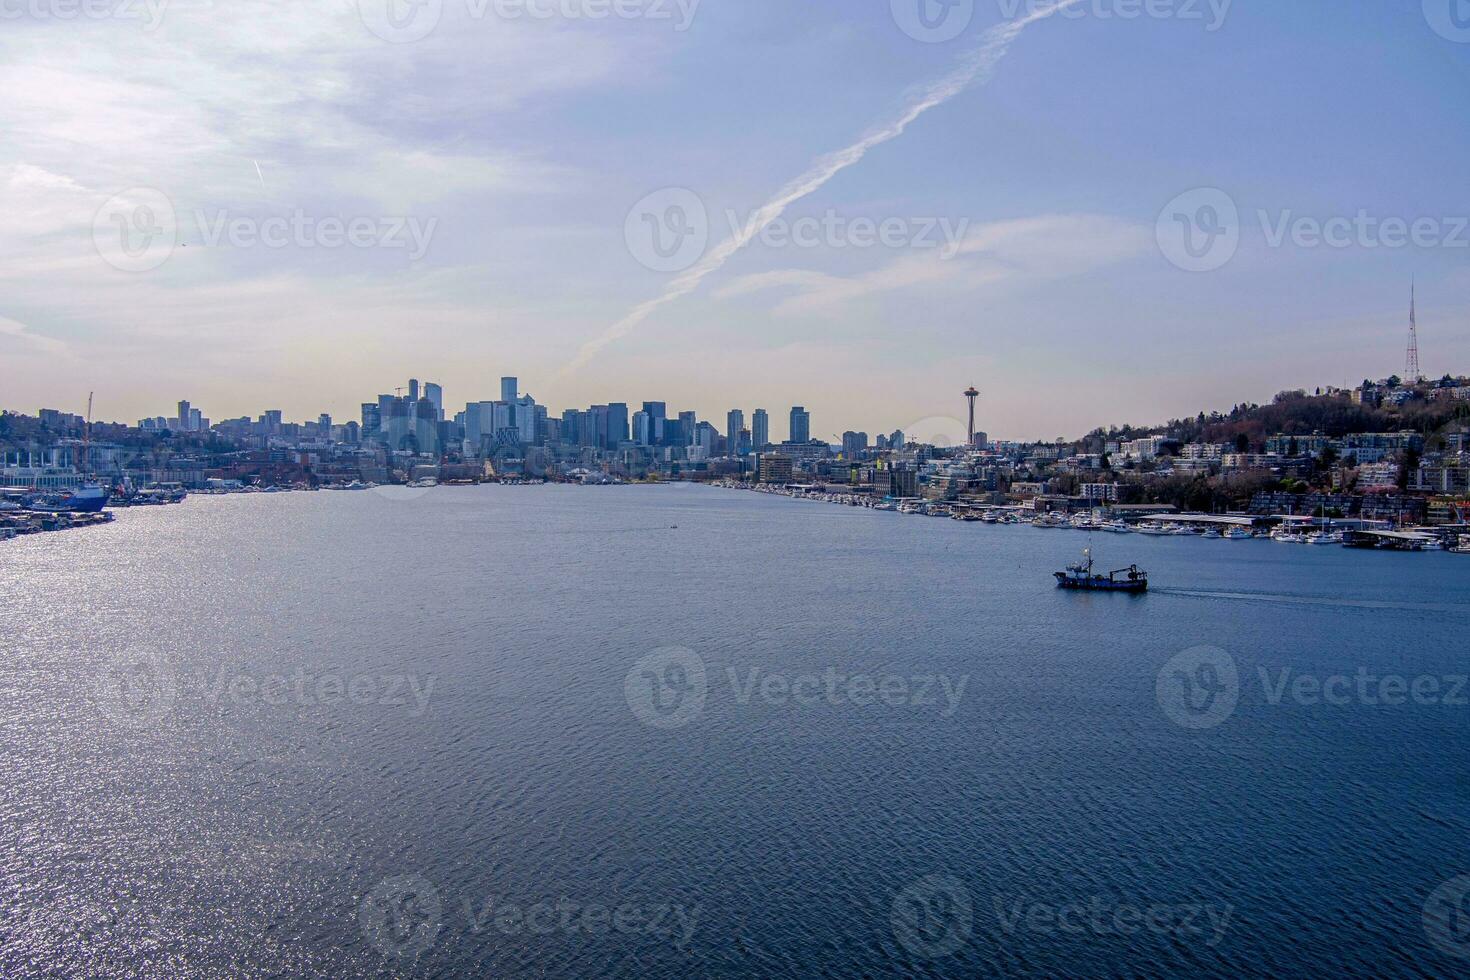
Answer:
1, 0, 1466, 440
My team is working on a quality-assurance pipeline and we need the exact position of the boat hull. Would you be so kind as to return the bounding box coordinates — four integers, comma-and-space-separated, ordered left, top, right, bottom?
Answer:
1054, 575, 1148, 593
26, 486, 109, 513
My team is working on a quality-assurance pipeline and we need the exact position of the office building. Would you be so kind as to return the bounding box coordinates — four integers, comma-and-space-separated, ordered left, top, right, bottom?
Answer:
726, 410, 745, 457
789, 407, 810, 444
752, 409, 769, 450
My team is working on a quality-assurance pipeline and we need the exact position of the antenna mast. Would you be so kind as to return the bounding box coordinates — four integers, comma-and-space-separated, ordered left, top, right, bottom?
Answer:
1406, 281, 1421, 383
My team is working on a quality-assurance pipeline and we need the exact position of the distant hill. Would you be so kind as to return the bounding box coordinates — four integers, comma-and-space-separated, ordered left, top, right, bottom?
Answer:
1084, 386, 1469, 453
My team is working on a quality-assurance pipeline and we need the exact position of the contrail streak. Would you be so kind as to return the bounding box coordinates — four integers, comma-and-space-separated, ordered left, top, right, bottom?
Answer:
564, 0, 1083, 375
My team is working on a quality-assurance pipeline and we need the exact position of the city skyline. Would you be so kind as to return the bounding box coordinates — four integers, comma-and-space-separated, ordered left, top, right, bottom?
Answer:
2, 3, 1467, 441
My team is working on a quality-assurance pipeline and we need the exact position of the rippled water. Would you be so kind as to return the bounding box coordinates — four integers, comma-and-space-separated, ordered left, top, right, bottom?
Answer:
2, 486, 1468, 977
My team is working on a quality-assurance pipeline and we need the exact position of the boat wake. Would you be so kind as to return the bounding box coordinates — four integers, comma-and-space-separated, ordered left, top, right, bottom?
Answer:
1152, 588, 1470, 614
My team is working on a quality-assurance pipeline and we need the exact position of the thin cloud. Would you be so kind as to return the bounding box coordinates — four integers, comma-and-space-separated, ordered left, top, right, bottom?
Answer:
718, 215, 1152, 316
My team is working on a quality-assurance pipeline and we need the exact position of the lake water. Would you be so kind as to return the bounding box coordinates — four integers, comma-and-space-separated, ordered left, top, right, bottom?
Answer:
3, 485, 1468, 977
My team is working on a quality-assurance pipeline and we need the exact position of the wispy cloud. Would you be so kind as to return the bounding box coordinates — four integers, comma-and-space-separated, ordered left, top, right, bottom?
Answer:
0, 316, 69, 357
565, 0, 1086, 374
717, 215, 1151, 316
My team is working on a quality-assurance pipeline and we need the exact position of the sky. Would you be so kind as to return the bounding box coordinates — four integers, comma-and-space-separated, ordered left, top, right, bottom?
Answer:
1, 0, 1467, 442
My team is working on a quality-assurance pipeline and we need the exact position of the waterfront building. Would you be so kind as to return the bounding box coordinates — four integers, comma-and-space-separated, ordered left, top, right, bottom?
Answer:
888, 467, 918, 498
758, 454, 794, 484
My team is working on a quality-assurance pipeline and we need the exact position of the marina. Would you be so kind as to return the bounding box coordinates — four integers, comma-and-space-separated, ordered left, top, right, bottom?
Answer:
711, 480, 1470, 555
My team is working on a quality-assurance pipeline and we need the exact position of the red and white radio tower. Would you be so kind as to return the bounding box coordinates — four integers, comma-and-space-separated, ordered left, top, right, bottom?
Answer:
1406, 281, 1421, 384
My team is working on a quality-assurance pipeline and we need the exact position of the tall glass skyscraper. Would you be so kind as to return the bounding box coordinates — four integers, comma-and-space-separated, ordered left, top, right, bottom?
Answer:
789, 406, 810, 444
726, 410, 744, 457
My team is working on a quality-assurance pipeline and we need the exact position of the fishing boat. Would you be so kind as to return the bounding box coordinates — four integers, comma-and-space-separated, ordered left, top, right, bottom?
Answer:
1054, 549, 1148, 593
